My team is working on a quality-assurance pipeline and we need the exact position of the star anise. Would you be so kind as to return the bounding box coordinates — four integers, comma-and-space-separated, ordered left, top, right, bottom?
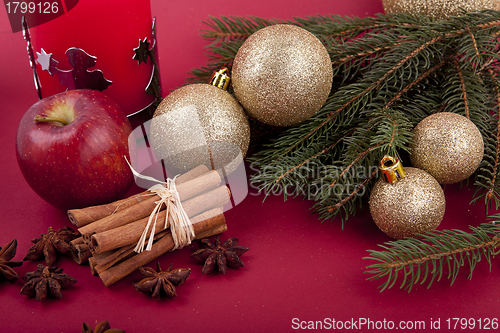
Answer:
24, 226, 80, 266
0, 239, 23, 282
133, 262, 190, 299
20, 264, 77, 301
81, 320, 124, 333
191, 236, 249, 274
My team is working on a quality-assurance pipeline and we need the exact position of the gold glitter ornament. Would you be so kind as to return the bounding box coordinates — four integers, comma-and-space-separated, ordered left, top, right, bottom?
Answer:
231, 24, 333, 127
369, 156, 446, 239
382, 0, 500, 19
150, 69, 250, 175
409, 112, 484, 184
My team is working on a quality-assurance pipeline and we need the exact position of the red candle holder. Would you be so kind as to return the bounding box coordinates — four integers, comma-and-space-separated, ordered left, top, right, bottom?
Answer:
22, 0, 161, 119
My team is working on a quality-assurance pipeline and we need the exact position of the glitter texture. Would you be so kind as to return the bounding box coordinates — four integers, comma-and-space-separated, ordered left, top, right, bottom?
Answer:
369, 167, 446, 239
382, 0, 500, 19
150, 84, 250, 175
409, 112, 484, 184
231, 24, 333, 127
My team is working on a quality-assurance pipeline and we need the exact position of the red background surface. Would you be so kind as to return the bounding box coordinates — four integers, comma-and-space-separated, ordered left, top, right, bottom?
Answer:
1, 1, 500, 332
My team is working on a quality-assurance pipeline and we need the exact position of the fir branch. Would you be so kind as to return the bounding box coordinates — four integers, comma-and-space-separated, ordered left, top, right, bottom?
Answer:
453, 59, 471, 119
323, 167, 379, 219
191, 10, 500, 223
294, 14, 383, 40
332, 43, 396, 65
308, 107, 412, 222
326, 142, 382, 192
466, 26, 480, 60
274, 133, 351, 184
367, 109, 413, 155
381, 57, 447, 111
364, 222, 500, 292
472, 70, 500, 211
200, 16, 285, 44
479, 47, 500, 73
487, 82, 500, 207
248, 131, 348, 201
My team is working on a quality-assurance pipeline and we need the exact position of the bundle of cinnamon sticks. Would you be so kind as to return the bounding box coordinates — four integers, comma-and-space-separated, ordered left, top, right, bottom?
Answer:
68, 165, 230, 287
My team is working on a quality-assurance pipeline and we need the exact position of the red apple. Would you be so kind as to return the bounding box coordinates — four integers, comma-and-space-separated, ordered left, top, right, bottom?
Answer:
16, 89, 134, 210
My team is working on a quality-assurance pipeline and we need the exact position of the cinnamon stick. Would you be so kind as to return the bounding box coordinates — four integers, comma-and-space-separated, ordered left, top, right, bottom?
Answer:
89, 257, 98, 276
71, 244, 91, 264
69, 237, 91, 264
78, 170, 222, 238
98, 208, 227, 287
94, 230, 170, 275
99, 223, 227, 285
68, 191, 150, 228
89, 186, 230, 254
93, 223, 228, 275
69, 236, 84, 247
195, 223, 227, 240
92, 207, 224, 271
68, 165, 209, 227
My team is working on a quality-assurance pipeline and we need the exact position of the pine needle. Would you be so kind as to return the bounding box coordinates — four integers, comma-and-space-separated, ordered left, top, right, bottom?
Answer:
364, 222, 500, 292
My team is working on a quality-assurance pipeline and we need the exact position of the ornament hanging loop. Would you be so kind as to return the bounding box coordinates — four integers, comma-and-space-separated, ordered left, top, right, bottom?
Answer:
380, 155, 405, 184
210, 68, 231, 91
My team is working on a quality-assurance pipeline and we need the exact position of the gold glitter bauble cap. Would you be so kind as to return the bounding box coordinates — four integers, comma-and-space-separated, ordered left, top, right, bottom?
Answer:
380, 155, 405, 184
209, 68, 231, 91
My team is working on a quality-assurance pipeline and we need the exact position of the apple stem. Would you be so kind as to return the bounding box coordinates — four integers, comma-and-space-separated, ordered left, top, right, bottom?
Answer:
34, 115, 69, 126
